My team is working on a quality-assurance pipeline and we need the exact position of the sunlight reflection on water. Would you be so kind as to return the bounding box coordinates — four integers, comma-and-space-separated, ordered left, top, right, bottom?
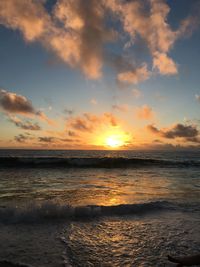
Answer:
0, 167, 199, 207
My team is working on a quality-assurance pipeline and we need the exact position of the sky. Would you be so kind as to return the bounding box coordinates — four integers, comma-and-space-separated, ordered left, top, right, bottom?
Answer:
0, 0, 200, 150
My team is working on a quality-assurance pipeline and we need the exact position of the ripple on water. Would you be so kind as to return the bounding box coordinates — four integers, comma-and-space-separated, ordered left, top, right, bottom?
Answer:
62, 212, 200, 267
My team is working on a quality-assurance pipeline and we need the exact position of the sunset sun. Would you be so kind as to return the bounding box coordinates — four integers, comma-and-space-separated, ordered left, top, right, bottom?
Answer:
93, 128, 130, 149
105, 135, 125, 148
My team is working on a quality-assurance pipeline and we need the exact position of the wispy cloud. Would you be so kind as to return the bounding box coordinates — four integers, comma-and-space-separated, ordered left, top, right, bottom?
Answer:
30, 135, 82, 148
38, 136, 55, 143
8, 115, 41, 130
132, 88, 142, 99
112, 104, 129, 112
63, 108, 74, 116
68, 130, 79, 137
195, 94, 200, 102
117, 64, 150, 84
68, 112, 119, 133
90, 98, 97, 105
136, 105, 155, 120
14, 133, 32, 143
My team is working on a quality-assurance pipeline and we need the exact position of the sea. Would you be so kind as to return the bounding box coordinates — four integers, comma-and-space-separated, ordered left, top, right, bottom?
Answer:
0, 149, 199, 267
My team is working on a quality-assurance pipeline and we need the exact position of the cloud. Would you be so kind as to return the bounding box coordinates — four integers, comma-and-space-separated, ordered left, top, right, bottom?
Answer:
153, 52, 178, 75
68, 112, 119, 133
64, 108, 74, 116
112, 104, 129, 112
195, 94, 200, 102
70, 117, 92, 132
132, 88, 142, 98
51, 0, 117, 79
14, 133, 32, 143
154, 92, 166, 102
147, 124, 160, 134
0, 0, 50, 42
36, 111, 55, 126
117, 64, 150, 84
105, 0, 199, 76
38, 136, 55, 143
90, 98, 97, 105
0, 89, 53, 125
103, 112, 118, 127
140, 142, 176, 150
186, 137, 200, 144
163, 124, 198, 139
0, 0, 198, 81
60, 138, 81, 143
38, 135, 81, 145
68, 131, 78, 137
177, 5, 200, 39
136, 105, 154, 120
8, 115, 41, 130
105, 0, 176, 64
52, 0, 114, 79
0, 0, 114, 80
147, 123, 199, 140
0, 89, 36, 115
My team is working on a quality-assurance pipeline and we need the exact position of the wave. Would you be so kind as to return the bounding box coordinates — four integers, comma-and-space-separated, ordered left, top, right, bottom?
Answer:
0, 260, 32, 267
0, 156, 199, 168
0, 201, 182, 224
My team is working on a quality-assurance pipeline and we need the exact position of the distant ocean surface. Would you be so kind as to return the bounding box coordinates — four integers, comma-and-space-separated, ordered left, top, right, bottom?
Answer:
0, 149, 199, 267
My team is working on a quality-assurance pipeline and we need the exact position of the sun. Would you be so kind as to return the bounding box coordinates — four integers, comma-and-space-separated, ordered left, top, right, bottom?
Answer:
105, 135, 124, 148
92, 128, 130, 149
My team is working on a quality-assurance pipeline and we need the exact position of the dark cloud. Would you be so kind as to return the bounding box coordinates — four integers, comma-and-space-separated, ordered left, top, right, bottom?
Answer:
0, 89, 54, 125
142, 142, 176, 150
38, 137, 55, 143
163, 124, 198, 139
147, 124, 160, 134
63, 108, 74, 116
14, 134, 30, 143
186, 137, 200, 144
9, 116, 41, 130
153, 139, 163, 143
0, 89, 35, 115
17, 121, 41, 131
61, 138, 81, 143
68, 131, 78, 137
70, 118, 92, 132
147, 123, 199, 140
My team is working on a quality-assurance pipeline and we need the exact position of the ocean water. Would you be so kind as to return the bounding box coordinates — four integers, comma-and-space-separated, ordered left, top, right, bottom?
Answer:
0, 149, 199, 267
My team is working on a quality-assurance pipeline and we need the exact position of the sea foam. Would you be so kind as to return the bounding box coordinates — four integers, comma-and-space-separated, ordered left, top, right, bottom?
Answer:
0, 201, 175, 224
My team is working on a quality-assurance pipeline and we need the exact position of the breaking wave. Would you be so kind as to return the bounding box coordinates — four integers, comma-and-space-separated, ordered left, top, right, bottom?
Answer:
0, 201, 177, 224
0, 260, 32, 267
0, 156, 200, 168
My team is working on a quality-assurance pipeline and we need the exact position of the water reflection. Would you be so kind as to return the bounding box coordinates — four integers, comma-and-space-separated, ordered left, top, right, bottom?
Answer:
0, 167, 199, 207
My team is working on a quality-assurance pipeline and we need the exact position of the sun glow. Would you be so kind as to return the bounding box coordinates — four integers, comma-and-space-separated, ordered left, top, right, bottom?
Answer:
105, 135, 124, 148
92, 127, 131, 149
